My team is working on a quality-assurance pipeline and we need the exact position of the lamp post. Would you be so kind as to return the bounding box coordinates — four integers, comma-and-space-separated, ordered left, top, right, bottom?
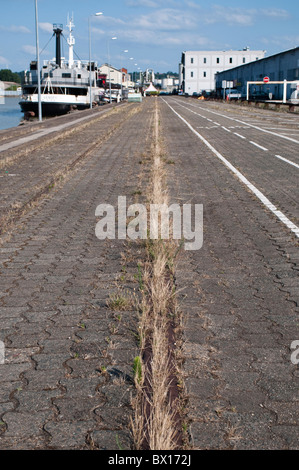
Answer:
35, 0, 42, 121
120, 50, 128, 100
107, 36, 117, 103
89, 12, 103, 109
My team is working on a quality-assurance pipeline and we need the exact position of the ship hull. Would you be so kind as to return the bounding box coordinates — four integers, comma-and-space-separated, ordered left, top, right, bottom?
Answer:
19, 100, 87, 116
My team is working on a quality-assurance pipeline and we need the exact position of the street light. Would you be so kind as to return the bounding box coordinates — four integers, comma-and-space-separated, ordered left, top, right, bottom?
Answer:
89, 12, 103, 109
120, 50, 128, 100
35, 0, 42, 121
107, 36, 117, 103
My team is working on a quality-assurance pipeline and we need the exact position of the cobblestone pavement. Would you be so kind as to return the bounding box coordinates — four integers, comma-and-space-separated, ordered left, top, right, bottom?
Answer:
0, 96, 298, 450
160, 97, 299, 450
0, 99, 154, 449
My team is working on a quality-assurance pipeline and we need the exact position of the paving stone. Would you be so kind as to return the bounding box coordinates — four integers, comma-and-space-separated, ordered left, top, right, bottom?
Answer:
89, 429, 132, 450
44, 420, 95, 449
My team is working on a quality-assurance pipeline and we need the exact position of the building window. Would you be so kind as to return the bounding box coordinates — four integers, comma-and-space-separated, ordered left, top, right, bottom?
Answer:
243, 58, 246, 64
229, 57, 233, 64
191, 71, 194, 78
203, 71, 206, 78
216, 57, 220, 64
204, 58, 207, 64
191, 58, 194, 64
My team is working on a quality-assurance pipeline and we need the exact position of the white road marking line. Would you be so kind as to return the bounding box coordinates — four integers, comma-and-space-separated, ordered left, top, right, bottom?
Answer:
172, 100, 299, 169
275, 155, 299, 169
234, 132, 246, 140
176, 99, 299, 145
249, 141, 269, 151
163, 99, 299, 239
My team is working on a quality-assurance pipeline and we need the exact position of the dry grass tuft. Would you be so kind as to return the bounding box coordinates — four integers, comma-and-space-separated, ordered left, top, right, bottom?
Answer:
131, 98, 183, 451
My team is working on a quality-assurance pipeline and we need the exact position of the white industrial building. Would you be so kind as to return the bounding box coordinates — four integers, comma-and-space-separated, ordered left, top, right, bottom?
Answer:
179, 48, 265, 94
97, 64, 134, 88
154, 76, 179, 93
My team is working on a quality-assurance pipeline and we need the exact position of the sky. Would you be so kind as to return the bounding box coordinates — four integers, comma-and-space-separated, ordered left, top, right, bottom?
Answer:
0, 0, 298, 74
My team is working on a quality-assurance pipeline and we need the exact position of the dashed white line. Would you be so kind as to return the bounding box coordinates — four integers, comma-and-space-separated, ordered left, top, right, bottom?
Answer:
275, 155, 299, 169
176, 99, 299, 145
234, 132, 246, 140
163, 98, 299, 239
249, 141, 269, 151
171, 100, 299, 170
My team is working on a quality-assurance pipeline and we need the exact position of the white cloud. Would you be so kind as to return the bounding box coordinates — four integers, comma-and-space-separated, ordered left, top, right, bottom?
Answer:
114, 27, 209, 48
204, 6, 290, 26
205, 7, 256, 26
185, 1, 201, 10
0, 25, 31, 34
95, 16, 125, 26
132, 8, 198, 31
0, 55, 10, 65
21, 45, 37, 55
261, 9, 289, 19
91, 27, 105, 35
126, 0, 159, 7
39, 22, 54, 34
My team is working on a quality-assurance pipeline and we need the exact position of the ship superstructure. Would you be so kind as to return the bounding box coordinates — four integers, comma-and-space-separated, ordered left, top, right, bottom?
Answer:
19, 17, 104, 115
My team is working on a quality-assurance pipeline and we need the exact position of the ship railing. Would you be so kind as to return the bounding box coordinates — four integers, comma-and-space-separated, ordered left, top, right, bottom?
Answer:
42, 59, 96, 69
24, 78, 92, 87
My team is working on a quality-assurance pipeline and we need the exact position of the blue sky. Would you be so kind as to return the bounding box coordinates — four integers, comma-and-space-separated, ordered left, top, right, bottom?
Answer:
0, 0, 298, 74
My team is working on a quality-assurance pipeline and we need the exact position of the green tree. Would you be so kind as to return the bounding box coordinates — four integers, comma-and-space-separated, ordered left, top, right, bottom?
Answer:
0, 69, 21, 84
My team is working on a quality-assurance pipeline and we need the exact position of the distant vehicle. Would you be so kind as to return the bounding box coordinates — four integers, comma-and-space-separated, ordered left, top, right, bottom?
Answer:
184, 93, 189, 97
192, 92, 200, 97
225, 89, 242, 100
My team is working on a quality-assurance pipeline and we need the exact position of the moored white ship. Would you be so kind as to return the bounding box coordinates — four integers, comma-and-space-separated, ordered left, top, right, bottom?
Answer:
19, 18, 105, 116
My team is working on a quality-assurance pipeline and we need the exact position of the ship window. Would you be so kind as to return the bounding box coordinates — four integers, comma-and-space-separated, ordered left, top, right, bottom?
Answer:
44, 73, 48, 78
62, 73, 72, 78
77, 74, 81, 79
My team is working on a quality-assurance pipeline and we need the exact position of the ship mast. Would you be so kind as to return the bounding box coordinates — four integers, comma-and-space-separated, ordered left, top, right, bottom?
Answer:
66, 14, 75, 68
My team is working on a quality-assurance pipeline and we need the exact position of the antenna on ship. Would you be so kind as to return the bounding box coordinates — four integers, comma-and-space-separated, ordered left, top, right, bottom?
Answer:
66, 14, 75, 68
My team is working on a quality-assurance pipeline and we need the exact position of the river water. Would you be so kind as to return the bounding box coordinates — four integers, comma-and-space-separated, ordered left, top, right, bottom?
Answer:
0, 97, 23, 130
